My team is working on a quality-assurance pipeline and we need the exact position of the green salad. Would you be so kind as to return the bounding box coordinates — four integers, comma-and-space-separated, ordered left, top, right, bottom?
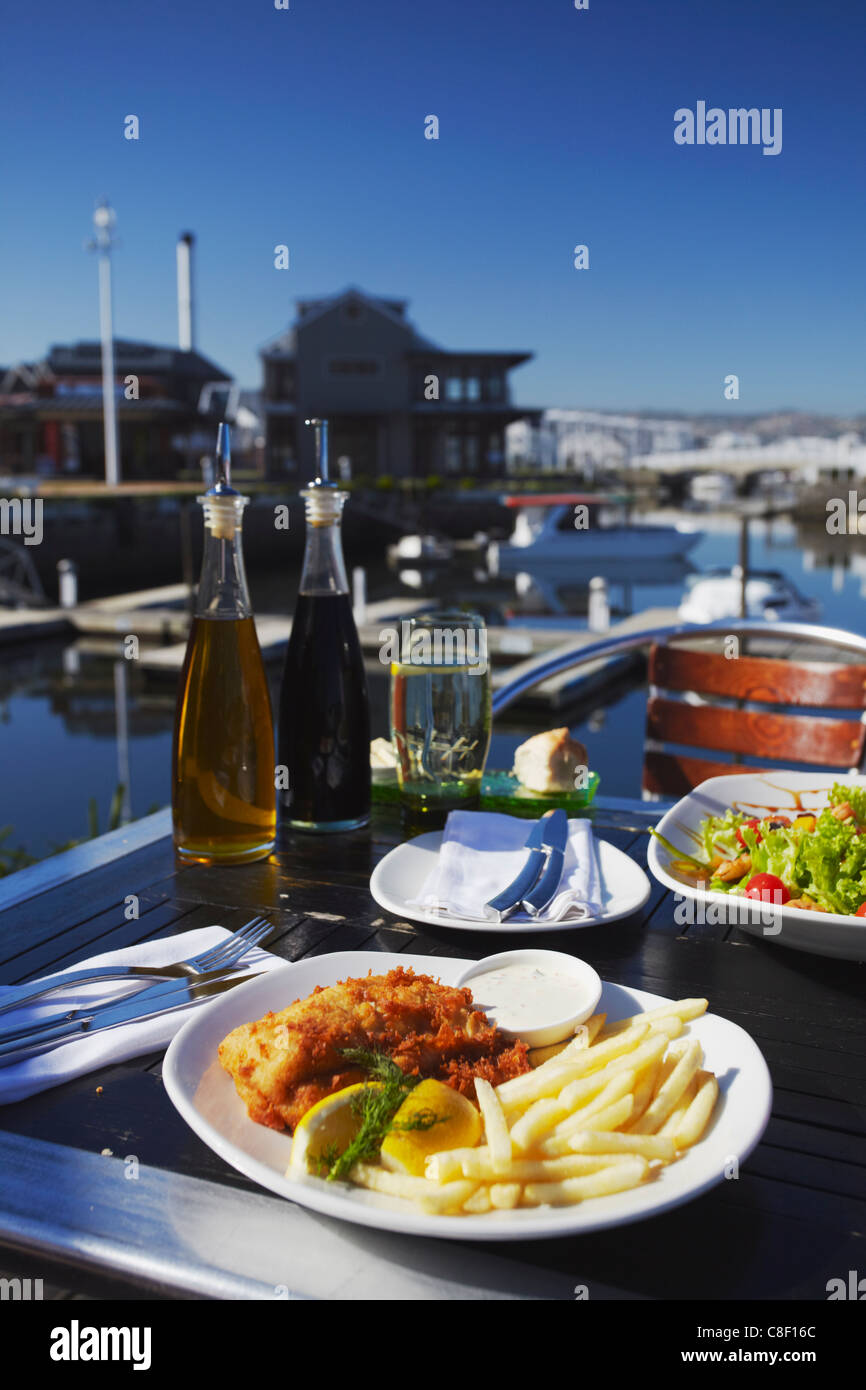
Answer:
653, 782, 866, 918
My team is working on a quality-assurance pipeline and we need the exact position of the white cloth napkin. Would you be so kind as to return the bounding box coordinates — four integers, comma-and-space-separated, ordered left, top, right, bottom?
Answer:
0, 926, 283, 1105
411, 811, 605, 923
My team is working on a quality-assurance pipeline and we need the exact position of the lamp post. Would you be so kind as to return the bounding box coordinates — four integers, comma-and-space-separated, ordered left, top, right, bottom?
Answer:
86, 199, 121, 486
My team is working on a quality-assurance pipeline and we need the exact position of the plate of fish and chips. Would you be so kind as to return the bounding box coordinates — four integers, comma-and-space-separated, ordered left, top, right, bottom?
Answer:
164, 950, 772, 1240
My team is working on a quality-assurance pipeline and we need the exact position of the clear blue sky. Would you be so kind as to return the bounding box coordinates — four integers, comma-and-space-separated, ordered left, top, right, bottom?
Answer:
1, 0, 863, 413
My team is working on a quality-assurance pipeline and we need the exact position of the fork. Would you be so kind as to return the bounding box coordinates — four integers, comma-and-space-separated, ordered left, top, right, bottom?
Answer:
0, 915, 275, 1017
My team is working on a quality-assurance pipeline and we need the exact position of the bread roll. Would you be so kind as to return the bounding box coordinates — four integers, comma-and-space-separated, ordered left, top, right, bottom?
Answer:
512, 728, 589, 794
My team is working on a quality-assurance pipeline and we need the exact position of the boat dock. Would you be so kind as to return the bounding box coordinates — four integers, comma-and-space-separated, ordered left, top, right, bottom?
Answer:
0, 584, 680, 712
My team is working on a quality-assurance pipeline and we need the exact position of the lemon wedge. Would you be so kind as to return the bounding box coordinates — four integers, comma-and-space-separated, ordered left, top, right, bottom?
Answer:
289, 1082, 382, 1176
379, 1078, 482, 1176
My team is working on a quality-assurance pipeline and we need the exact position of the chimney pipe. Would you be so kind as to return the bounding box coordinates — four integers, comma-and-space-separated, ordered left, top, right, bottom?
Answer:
177, 232, 195, 351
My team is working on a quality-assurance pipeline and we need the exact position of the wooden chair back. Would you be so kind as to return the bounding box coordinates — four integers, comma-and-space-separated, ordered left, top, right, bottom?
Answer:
643, 643, 866, 797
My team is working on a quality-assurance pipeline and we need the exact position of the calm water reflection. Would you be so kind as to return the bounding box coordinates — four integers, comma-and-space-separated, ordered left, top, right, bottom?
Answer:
2, 516, 864, 859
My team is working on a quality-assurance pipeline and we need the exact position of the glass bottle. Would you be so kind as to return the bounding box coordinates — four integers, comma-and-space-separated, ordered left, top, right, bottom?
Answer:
172, 422, 276, 863
278, 419, 371, 832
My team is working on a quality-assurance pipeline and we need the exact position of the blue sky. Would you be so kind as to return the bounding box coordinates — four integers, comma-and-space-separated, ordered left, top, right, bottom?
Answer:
1, 0, 863, 413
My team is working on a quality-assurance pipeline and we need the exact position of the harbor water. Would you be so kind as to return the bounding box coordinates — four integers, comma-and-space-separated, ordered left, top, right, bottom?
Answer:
1, 514, 864, 863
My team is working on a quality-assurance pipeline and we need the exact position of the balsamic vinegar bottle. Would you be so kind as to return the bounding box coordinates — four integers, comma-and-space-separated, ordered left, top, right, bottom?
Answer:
172, 422, 276, 863
278, 419, 371, 831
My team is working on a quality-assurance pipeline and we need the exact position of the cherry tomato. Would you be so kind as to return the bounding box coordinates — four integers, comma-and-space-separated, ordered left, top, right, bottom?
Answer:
744, 873, 790, 905
736, 815, 791, 849
855, 903, 866, 918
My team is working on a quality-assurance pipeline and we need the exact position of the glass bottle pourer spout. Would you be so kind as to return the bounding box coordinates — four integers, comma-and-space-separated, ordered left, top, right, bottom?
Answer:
305, 417, 335, 489
203, 420, 243, 542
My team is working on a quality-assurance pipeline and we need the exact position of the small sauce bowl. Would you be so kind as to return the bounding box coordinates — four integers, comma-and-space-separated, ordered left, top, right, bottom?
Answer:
456, 948, 603, 1049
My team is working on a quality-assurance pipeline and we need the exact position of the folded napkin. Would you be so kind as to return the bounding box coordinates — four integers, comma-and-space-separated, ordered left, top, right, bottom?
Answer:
0, 926, 283, 1106
411, 811, 605, 923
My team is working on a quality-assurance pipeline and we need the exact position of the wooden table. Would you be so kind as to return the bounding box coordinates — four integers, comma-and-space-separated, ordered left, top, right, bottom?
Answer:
0, 799, 862, 1302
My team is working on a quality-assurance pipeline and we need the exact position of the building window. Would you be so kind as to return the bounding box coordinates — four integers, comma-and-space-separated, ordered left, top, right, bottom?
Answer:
445, 377, 463, 401
267, 362, 294, 399
486, 432, 503, 466
485, 375, 503, 400
464, 434, 480, 472
327, 358, 381, 375
445, 431, 462, 472
465, 377, 481, 401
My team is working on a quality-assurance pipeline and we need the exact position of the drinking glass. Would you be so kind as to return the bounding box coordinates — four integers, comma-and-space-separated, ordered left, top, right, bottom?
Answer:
390, 610, 491, 819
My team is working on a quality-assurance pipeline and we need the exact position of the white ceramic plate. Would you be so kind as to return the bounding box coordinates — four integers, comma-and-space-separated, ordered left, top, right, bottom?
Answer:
648, 771, 866, 960
369, 832, 651, 932
163, 950, 772, 1242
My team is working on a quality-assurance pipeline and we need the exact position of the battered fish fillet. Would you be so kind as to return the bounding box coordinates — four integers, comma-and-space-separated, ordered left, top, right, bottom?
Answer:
218, 966, 531, 1132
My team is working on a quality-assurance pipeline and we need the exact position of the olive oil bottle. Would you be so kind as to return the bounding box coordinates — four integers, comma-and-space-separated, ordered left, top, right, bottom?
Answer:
278, 419, 370, 832
172, 423, 276, 863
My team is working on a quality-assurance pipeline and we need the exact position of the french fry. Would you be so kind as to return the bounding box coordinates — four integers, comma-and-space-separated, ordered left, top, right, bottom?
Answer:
648, 1016, 685, 1041
425, 1146, 488, 1183
522, 1156, 649, 1207
509, 1096, 572, 1153
458, 1151, 630, 1182
561, 1068, 635, 1118
631, 1039, 703, 1135
626, 1056, 663, 1128
528, 1012, 606, 1068
566, 1130, 676, 1161
490, 1183, 522, 1210
585, 1012, 607, 1043
573, 1094, 633, 1132
462, 1185, 492, 1214
351, 1163, 477, 1213
538, 1072, 637, 1155
496, 1022, 651, 1109
656, 1075, 699, 1137
525, 1034, 668, 1139
475, 1077, 512, 1173
600, 999, 708, 1036
674, 1070, 719, 1148
508, 1068, 624, 1153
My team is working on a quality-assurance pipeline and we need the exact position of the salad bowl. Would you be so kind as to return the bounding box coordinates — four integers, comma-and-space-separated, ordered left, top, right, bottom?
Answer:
648, 771, 866, 960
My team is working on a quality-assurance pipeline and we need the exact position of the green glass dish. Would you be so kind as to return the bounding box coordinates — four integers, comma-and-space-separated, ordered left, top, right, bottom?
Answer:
371, 767, 600, 817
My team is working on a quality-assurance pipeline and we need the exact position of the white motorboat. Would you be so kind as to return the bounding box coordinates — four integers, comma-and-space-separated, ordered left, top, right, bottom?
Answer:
689, 472, 736, 505
389, 533, 453, 564
678, 567, 822, 624
488, 494, 702, 573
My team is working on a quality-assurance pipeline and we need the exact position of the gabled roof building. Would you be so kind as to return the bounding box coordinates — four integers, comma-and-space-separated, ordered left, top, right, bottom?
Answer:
260, 287, 532, 479
0, 340, 231, 478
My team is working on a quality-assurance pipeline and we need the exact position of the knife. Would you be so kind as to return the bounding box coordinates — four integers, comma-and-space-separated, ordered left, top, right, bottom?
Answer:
521, 808, 569, 917
0, 969, 263, 1064
483, 810, 567, 922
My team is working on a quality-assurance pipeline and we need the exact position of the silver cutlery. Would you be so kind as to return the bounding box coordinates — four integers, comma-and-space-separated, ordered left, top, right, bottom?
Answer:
0, 915, 274, 1017
483, 809, 569, 922
0, 967, 264, 1067
522, 810, 569, 917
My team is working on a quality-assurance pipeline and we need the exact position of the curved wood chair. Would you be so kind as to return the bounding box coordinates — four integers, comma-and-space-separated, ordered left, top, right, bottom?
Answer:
643, 643, 866, 798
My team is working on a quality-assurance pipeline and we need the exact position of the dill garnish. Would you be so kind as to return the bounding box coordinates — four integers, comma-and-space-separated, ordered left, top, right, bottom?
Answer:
313, 1047, 444, 1182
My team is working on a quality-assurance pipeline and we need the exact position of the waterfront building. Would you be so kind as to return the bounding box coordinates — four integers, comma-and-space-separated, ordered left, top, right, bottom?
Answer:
260, 287, 532, 479
506, 409, 696, 475
0, 340, 232, 479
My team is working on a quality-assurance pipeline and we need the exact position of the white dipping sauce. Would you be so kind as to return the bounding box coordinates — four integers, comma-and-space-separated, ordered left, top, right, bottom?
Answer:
469, 962, 590, 1032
